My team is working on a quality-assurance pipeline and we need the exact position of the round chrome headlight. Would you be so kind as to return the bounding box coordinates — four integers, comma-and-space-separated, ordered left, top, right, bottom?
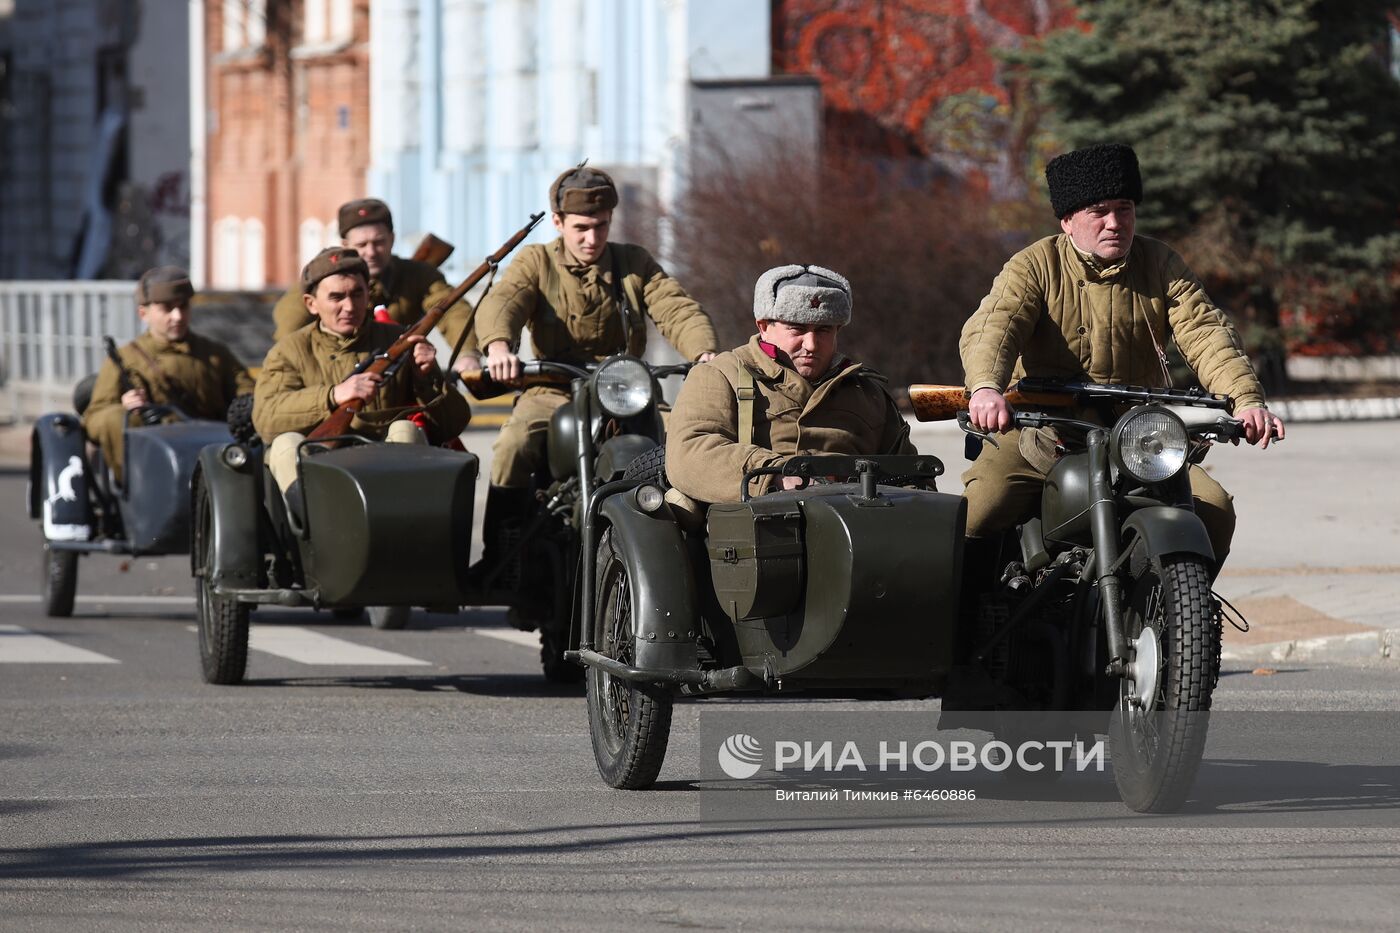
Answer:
1111, 406, 1188, 484
594, 358, 654, 419
222, 444, 249, 470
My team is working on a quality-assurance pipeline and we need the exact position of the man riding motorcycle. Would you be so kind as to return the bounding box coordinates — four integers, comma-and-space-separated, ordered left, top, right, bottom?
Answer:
472, 165, 719, 593
960, 142, 1285, 572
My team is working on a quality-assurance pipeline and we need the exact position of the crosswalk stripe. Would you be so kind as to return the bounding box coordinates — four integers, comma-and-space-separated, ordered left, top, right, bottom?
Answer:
248, 625, 431, 666
0, 624, 120, 664
463, 627, 541, 650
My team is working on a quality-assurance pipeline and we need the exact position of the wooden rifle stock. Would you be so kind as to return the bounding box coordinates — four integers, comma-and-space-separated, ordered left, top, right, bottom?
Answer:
308, 211, 545, 442
908, 384, 1071, 422
454, 369, 573, 401
410, 233, 455, 268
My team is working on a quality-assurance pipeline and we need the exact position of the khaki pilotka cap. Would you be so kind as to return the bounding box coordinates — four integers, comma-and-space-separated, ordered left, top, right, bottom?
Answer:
301, 247, 370, 293
137, 266, 194, 305
338, 198, 394, 238
549, 166, 619, 215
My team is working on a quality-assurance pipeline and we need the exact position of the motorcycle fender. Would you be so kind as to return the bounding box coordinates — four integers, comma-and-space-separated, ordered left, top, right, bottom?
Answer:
599, 493, 699, 671
194, 444, 263, 589
30, 414, 94, 540
595, 435, 658, 483
1121, 506, 1214, 564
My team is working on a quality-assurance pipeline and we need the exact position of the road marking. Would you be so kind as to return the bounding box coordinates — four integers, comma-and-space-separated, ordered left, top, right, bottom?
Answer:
248, 625, 431, 666
463, 627, 540, 650
0, 594, 194, 605
0, 624, 119, 664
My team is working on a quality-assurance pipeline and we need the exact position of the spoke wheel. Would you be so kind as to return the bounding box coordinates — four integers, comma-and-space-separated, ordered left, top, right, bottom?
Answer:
42, 543, 78, 618
194, 473, 249, 685
1109, 555, 1218, 813
585, 529, 672, 788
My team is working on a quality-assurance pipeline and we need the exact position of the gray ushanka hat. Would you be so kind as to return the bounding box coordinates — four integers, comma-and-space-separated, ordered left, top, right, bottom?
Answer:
753, 264, 851, 327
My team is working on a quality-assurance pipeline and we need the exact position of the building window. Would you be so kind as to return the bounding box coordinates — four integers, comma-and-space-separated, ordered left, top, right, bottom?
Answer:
214, 217, 242, 288
241, 218, 266, 289
304, 0, 352, 45
299, 219, 325, 268
223, 0, 268, 52
325, 219, 341, 249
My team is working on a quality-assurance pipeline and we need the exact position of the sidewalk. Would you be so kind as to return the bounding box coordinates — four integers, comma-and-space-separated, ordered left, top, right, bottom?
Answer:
1217, 567, 1400, 666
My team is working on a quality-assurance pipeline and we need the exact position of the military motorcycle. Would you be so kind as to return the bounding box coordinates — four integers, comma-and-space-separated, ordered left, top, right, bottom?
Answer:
191, 211, 543, 685
918, 378, 1257, 811
569, 448, 959, 790
28, 389, 232, 617
572, 377, 1259, 812
460, 354, 694, 682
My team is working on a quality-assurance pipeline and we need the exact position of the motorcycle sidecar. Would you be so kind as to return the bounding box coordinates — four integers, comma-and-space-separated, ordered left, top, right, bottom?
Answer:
192, 436, 479, 684
28, 410, 233, 616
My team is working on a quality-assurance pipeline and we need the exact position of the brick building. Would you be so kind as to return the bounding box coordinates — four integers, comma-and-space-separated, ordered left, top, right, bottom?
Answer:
205, 0, 369, 289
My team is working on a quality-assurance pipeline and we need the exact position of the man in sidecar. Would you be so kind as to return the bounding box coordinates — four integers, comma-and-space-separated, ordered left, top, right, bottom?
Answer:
666, 264, 916, 506
960, 142, 1286, 569
252, 247, 471, 500
83, 266, 255, 485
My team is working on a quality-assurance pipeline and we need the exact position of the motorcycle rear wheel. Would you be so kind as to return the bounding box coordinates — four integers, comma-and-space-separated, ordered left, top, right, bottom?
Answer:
585, 528, 672, 788
43, 543, 78, 618
1109, 555, 1218, 813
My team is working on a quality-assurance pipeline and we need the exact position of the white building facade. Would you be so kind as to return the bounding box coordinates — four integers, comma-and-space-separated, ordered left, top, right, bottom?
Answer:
367, 0, 773, 277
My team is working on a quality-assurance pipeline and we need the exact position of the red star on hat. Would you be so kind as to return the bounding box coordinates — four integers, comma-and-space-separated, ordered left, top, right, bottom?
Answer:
809, 296, 821, 309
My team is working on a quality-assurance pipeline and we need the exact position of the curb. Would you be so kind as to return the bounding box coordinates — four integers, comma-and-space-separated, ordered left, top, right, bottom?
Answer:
1222, 628, 1397, 666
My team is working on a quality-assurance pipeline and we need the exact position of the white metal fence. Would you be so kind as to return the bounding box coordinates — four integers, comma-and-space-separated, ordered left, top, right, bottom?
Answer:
0, 281, 141, 421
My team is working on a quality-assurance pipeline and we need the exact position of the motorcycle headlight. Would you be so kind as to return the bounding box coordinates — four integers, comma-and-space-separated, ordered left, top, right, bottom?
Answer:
1111, 406, 1188, 484
594, 357, 654, 419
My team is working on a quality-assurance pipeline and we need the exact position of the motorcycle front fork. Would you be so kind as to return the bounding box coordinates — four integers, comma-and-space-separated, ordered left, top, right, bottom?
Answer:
1085, 430, 1131, 677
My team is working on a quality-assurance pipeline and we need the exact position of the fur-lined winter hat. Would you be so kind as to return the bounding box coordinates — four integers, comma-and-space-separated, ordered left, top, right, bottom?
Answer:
753, 265, 851, 327
549, 166, 619, 215
1045, 143, 1143, 218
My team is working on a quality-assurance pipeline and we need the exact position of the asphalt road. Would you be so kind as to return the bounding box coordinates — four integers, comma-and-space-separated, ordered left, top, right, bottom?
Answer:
2, 420, 1399, 931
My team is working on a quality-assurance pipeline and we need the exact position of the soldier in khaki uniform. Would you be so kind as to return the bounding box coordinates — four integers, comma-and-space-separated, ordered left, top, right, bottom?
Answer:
83, 266, 254, 484
473, 165, 719, 574
254, 248, 471, 495
271, 199, 481, 373
667, 264, 915, 505
960, 143, 1285, 568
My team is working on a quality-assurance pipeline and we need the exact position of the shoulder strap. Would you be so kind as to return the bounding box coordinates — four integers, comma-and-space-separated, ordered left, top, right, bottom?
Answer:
736, 365, 757, 447
609, 247, 645, 356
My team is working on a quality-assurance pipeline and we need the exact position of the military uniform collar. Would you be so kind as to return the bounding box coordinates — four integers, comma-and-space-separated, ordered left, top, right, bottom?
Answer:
552, 238, 611, 282
738, 334, 860, 392
314, 320, 373, 350
1063, 234, 1129, 281
138, 331, 192, 354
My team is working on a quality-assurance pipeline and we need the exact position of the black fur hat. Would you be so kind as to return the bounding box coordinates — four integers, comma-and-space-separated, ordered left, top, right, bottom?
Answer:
1045, 143, 1143, 218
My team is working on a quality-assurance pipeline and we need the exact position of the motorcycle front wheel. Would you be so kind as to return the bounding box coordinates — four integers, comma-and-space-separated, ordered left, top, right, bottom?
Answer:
585, 528, 672, 788
194, 472, 250, 685
1109, 555, 1218, 813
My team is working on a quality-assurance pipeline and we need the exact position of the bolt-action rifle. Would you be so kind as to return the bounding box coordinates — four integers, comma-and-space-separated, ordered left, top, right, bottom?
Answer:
104, 336, 166, 426
410, 233, 455, 268
308, 211, 545, 443
908, 378, 1232, 422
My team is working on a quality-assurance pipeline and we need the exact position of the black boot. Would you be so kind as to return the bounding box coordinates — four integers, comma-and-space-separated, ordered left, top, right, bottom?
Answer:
471, 485, 534, 591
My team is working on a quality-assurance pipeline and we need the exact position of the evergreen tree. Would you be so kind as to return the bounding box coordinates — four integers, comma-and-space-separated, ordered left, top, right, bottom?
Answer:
1013, 0, 1400, 352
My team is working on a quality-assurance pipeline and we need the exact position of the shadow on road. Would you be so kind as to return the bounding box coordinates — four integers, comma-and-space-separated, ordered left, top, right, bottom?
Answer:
235, 672, 582, 698
4, 757, 1400, 880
